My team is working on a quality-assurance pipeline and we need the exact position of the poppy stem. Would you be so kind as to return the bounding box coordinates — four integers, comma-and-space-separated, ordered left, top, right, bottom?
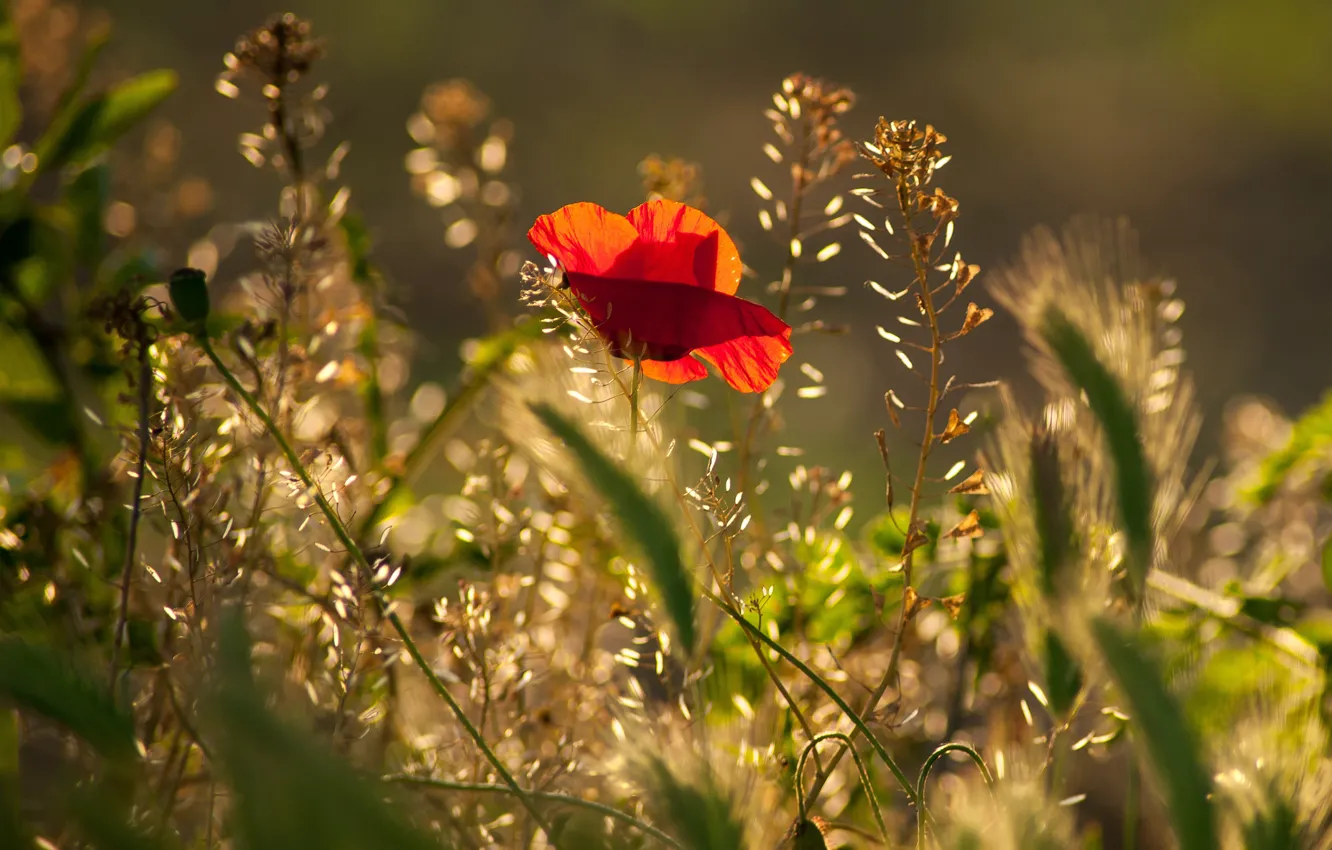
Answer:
628, 357, 643, 459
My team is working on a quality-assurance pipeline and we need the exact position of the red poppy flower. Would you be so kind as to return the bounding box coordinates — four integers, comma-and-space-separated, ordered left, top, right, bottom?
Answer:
527, 200, 792, 393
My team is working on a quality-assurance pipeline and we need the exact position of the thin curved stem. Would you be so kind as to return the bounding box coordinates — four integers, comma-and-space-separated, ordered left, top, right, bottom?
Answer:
915, 742, 994, 849
387, 775, 682, 849
703, 589, 917, 806
195, 334, 555, 840
794, 732, 889, 846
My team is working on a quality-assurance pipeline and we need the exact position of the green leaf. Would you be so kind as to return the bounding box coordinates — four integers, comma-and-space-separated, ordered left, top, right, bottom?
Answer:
1091, 617, 1217, 850
0, 6, 19, 147
0, 639, 138, 766
1041, 307, 1153, 600
0, 331, 59, 401
205, 613, 442, 850
67, 162, 110, 268
45, 70, 177, 172
530, 402, 695, 654
1247, 389, 1332, 504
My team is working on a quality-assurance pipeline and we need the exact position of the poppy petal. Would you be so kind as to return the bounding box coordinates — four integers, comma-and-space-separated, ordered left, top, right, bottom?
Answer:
617, 200, 742, 295
640, 355, 708, 384
527, 202, 637, 276
565, 273, 789, 358
694, 329, 793, 393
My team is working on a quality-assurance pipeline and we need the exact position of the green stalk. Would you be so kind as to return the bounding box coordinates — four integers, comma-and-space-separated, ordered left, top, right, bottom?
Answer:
794, 732, 888, 846
703, 589, 918, 805
386, 775, 682, 849
915, 742, 994, 849
194, 335, 555, 839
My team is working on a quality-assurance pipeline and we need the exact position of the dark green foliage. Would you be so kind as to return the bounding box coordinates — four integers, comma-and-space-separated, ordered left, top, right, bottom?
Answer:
167, 267, 210, 331
0, 639, 138, 766
790, 818, 829, 849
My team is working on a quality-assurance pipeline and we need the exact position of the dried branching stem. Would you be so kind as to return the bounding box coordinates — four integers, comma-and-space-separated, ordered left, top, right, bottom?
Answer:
194, 334, 557, 840
802, 138, 947, 812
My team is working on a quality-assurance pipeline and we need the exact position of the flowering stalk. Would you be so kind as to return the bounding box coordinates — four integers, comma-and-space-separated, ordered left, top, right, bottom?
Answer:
190, 333, 555, 839
803, 119, 977, 813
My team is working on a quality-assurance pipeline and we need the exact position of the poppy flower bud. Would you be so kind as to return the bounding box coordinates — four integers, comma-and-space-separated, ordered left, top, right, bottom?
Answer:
168, 267, 210, 333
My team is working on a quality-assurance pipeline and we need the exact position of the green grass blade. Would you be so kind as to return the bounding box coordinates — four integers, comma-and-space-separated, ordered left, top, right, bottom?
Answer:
1091, 617, 1217, 850
45, 69, 178, 171
530, 402, 695, 654
638, 756, 745, 850
206, 613, 443, 850
1040, 307, 1152, 599
0, 640, 138, 766
359, 319, 547, 536
1030, 424, 1071, 599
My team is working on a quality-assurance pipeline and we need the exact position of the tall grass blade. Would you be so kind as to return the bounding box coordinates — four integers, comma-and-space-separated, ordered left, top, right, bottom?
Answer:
0, 640, 137, 766
1041, 307, 1152, 599
531, 402, 695, 654
1091, 617, 1217, 850
205, 613, 442, 850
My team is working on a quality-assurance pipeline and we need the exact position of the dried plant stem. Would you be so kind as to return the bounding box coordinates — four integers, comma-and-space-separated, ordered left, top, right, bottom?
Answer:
387, 775, 682, 849
194, 334, 556, 840
269, 24, 306, 221
775, 113, 809, 322
803, 182, 944, 810
110, 347, 153, 695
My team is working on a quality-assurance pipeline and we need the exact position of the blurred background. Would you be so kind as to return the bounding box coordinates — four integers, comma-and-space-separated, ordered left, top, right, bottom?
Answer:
63, 0, 1332, 475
